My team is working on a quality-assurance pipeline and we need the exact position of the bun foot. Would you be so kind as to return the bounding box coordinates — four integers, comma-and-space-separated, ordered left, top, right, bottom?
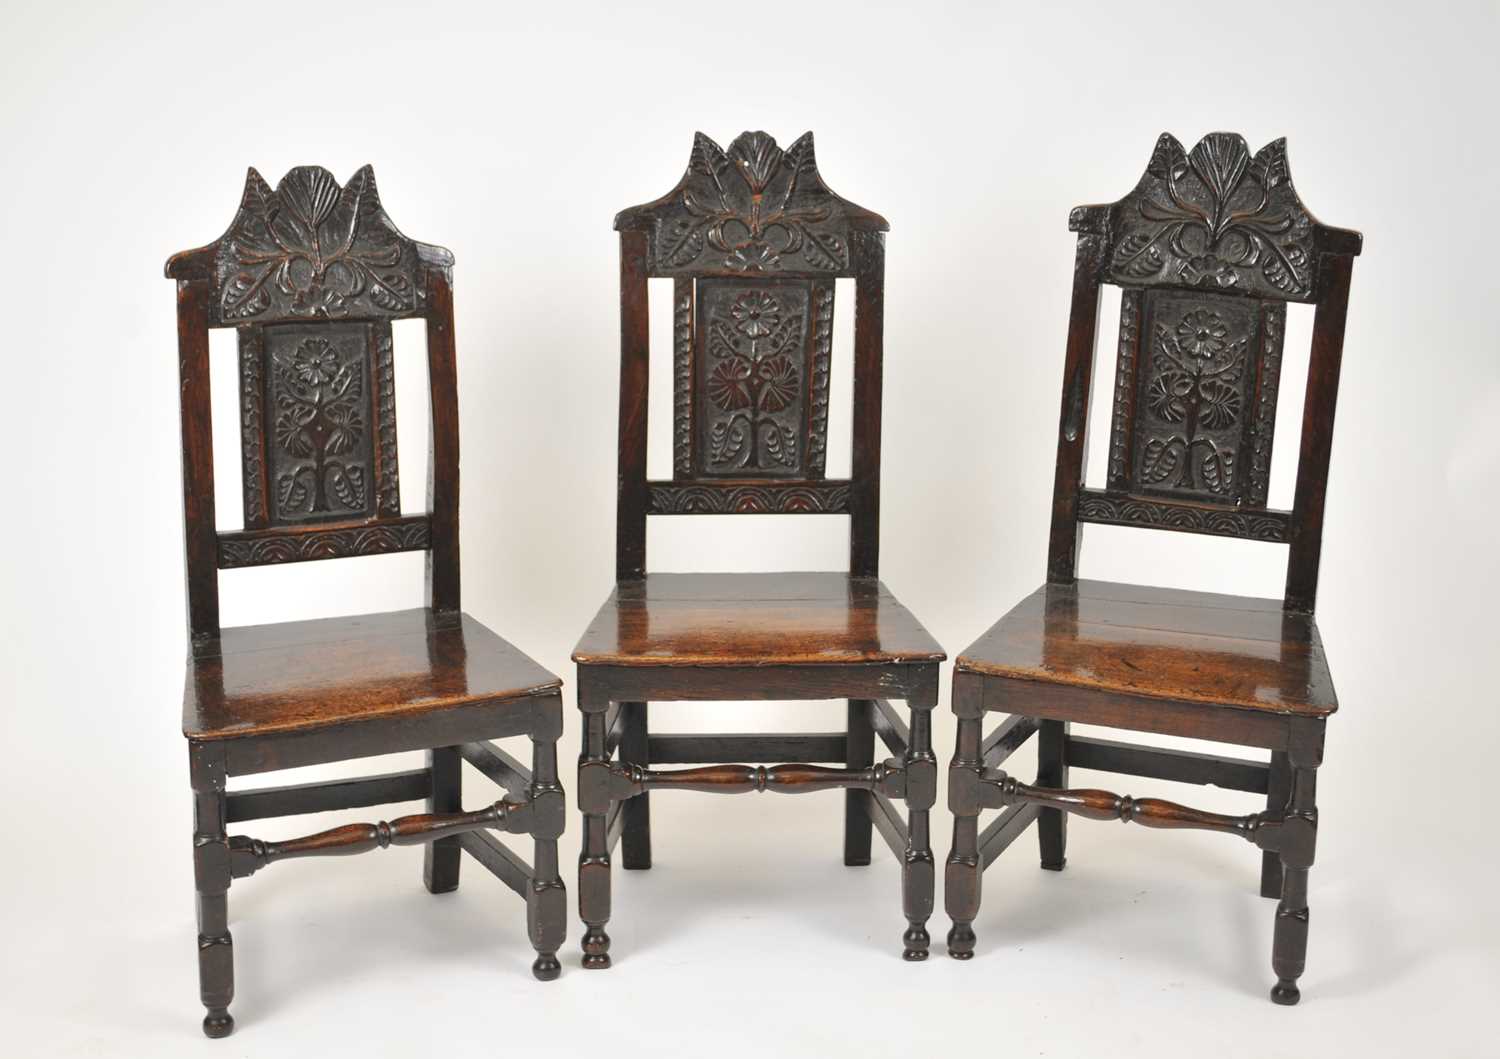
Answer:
202, 1010, 234, 1039
947, 921, 976, 959
1270, 979, 1301, 1005
581, 926, 611, 970
901, 923, 930, 961
532, 953, 561, 981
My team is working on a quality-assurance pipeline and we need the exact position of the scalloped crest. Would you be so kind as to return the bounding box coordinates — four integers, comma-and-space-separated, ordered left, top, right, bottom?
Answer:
167, 165, 452, 324
1090, 132, 1349, 302
616, 130, 887, 276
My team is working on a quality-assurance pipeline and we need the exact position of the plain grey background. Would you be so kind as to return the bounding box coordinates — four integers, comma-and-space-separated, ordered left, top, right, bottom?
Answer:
2, 1, 1496, 1055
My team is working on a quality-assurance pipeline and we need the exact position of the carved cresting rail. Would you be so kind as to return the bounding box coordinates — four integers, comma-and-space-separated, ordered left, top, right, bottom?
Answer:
949, 765, 1317, 868
226, 795, 552, 879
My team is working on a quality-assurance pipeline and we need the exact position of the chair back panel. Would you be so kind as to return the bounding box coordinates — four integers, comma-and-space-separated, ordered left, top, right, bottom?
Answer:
1050, 132, 1362, 611
613, 132, 887, 572
167, 165, 458, 647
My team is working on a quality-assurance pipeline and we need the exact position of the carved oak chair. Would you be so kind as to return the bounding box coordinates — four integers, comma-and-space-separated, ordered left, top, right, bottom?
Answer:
573, 131, 946, 967
944, 132, 1361, 1003
166, 166, 566, 1037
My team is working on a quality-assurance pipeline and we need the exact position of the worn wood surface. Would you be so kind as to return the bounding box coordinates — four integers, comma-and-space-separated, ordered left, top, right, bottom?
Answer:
185, 609, 560, 740
573, 572, 943, 668
956, 580, 1337, 716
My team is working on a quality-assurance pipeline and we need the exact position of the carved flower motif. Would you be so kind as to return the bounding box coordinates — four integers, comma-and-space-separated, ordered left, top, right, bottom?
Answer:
756, 355, 800, 411
293, 339, 340, 386
1181, 254, 1238, 290
1146, 371, 1193, 423
727, 240, 778, 271
730, 292, 780, 337
707, 357, 754, 411
1176, 310, 1229, 359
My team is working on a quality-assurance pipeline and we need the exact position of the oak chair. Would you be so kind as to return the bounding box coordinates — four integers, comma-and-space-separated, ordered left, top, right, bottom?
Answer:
573, 131, 946, 967
166, 165, 566, 1037
944, 132, 1361, 1003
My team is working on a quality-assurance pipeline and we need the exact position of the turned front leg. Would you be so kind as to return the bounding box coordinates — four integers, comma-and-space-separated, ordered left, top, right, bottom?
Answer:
577, 705, 612, 969
902, 691, 938, 961
528, 693, 567, 981
1270, 764, 1318, 1005
944, 674, 984, 959
189, 743, 234, 1039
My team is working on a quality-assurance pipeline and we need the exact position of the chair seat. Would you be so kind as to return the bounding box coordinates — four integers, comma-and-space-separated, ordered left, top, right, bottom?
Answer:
572, 572, 945, 668
956, 579, 1337, 716
184, 608, 561, 741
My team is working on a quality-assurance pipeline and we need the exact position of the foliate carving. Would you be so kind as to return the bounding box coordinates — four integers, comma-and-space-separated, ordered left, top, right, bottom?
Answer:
372, 329, 401, 517
1076, 490, 1289, 542
647, 481, 850, 514
1108, 133, 1317, 301
695, 281, 821, 478
672, 281, 694, 478
1132, 292, 1260, 503
238, 331, 268, 527
1246, 304, 1285, 507
806, 284, 834, 475
266, 325, 374, 523
216, 166, 422, 322
218, 518, 430, 568
1107, 290, 1143, 489
620, 131, 885, 276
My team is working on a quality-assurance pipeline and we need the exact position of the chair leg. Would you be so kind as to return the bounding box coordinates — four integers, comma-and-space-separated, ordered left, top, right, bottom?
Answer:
528, 695, 566, 981
844, 699, 875, 866
945, 675, 985, 959
189, 743, 234, 1038
1271, 765, 1318, 1005
619, 702, 652, 870
901, 695, 937, 961
578, 707, 613, 969
423, 746, 462, 894
1261, 750, 1292, 898
1037, 719, 1068, 871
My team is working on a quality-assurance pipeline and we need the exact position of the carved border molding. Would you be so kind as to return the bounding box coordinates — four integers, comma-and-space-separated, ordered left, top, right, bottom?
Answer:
218, 516, 430, 568
647, 480, 851, 515
1076, 489, 1289, 542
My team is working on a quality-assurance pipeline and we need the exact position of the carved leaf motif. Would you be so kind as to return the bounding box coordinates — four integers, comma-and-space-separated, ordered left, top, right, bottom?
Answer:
1113, 230, 1167, 278
329, 463, 365, 509
278, 470, 310, 513
800, 225, 848, 269
728, 131, 784, 193
1200, 446, 1234, 494
690, 133, 730, 181
1188, 133, 1251, 206
1249, 139, 1290, 190
1141, 436, 1183, 483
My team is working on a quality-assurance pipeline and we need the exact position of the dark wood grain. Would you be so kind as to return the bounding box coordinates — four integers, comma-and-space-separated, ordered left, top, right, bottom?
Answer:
943, 132, 1360, 1003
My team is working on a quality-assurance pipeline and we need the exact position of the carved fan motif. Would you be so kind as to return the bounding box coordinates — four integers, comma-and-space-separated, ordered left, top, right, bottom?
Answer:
1108, 133, 1316, 300
217, 166, 422, 322
617, 130, 886, 276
